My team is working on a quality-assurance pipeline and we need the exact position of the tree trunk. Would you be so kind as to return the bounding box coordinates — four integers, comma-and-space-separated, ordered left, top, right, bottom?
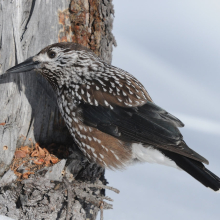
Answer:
0, 0, 116, 219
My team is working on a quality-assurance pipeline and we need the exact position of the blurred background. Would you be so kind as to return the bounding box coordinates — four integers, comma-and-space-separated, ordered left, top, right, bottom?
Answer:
98, 1, 220, 219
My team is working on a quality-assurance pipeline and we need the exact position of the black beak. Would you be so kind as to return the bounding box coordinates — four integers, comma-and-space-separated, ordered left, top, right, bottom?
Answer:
6, 56, 40, 74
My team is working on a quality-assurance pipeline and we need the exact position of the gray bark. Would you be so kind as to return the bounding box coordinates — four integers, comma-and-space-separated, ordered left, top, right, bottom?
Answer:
0, 0, 116, 219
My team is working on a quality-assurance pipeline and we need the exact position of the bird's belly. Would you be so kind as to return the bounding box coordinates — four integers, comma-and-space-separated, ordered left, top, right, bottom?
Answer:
132, 143, 180, 169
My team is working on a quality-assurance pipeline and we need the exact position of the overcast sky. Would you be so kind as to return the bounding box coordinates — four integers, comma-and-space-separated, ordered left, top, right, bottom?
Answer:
98, 1, 220, 220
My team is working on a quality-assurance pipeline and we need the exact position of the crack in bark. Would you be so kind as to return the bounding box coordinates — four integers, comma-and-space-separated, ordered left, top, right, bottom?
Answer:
12, 25, 18, 65
20, 0, 36, 41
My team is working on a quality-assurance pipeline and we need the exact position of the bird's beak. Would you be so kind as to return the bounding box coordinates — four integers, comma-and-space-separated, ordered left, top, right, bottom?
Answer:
6, 56, 40, 74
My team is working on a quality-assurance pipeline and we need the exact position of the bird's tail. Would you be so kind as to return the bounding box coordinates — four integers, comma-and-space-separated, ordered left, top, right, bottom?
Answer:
161, 150, 220, 192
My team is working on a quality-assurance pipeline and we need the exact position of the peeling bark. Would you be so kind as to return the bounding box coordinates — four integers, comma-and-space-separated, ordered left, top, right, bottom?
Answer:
0, 0, 116, 219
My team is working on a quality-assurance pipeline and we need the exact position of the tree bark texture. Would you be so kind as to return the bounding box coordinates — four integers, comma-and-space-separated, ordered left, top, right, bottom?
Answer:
0, 0, 116, 219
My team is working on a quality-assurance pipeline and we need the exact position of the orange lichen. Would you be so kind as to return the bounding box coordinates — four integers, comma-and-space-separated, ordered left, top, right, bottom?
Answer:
11, 138, 62, 180
33, 158, 44, 165
31, 143, 46, 158
0, 122, 6, 126
22, 172, 34, 179
15, 150, 27, 159
20, 146, 30, 154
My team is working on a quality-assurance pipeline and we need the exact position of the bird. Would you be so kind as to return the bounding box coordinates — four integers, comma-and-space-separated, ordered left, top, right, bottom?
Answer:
6, 42, 220, 192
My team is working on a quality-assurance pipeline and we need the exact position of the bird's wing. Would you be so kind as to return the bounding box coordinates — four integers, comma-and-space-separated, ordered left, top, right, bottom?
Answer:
80, 101, 209, 165
78, 66, 153, 108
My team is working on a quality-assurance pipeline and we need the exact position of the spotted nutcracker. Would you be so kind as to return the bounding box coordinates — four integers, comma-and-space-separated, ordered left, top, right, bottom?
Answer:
6, 42, 220, 191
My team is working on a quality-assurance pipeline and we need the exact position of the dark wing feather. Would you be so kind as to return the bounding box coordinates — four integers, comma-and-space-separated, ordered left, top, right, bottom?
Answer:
160, 149, 220, 191
80, 101, 209, 165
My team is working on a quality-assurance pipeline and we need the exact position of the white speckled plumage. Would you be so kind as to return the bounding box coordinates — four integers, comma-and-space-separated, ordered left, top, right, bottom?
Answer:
7, 42, 220, 192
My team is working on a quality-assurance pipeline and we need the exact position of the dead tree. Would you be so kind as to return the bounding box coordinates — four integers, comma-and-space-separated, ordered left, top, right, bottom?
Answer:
0, 0, 116, 219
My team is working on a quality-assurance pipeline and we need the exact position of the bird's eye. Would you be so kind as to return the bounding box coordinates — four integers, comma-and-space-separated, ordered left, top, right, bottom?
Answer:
48, 51, 56, 59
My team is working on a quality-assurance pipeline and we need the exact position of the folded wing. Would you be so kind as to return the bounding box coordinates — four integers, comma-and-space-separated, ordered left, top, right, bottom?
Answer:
80, 101, 209, 165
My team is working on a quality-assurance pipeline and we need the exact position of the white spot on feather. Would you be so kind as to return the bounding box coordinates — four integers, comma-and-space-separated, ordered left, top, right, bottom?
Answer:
73, 118, 78, 123
111, 150, 120, 160
136, 95, 141, 99
101, 145, 108, 151
86, 144, 91, 150
122, 91, 127, 96
110, 82, 115, 88
94, 99, 98, 106
104, 100, 109, 106
79, 125, 83, 130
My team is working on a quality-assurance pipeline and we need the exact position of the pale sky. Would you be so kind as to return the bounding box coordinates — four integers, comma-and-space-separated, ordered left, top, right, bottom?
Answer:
99, 1, 220, 220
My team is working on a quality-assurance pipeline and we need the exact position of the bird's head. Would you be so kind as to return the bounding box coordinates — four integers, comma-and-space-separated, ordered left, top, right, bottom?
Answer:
6, 42, 95, 89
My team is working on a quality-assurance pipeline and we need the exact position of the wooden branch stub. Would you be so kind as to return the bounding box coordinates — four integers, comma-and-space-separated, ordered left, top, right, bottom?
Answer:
59, 0, 116, 63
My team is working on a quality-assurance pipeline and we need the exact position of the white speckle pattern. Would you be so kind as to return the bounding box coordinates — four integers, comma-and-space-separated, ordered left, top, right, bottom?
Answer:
39, 45, 154, 169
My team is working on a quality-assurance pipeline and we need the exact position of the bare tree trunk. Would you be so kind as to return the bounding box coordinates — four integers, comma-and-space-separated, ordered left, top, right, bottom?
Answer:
0, 0, 116, 219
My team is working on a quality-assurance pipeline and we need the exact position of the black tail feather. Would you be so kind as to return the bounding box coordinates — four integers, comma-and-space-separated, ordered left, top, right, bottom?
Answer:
161, 149, 220, 191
